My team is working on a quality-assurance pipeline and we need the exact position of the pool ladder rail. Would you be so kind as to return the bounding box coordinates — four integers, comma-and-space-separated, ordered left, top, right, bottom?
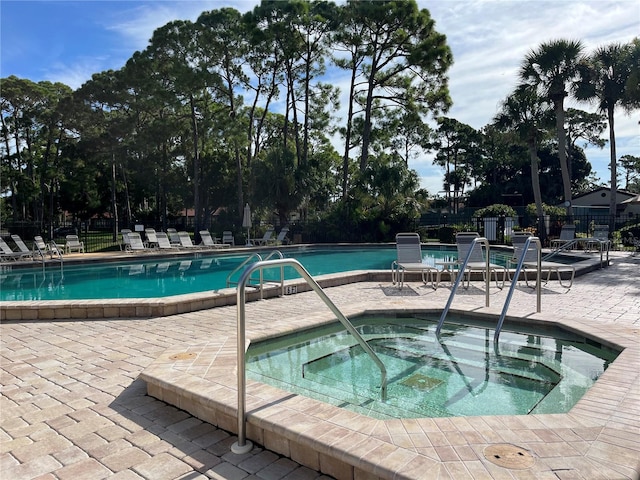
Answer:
226, 250, 285, 299
232, 258, 388, 455
436, 236, 542, 344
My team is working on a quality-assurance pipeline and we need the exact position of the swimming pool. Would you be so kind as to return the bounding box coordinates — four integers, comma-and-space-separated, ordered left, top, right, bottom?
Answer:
1, 245, 513, 301
246, 313, 619, 419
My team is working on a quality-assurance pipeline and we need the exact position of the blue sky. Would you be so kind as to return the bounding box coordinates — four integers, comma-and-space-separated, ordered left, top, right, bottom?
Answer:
2, 0, 639, 194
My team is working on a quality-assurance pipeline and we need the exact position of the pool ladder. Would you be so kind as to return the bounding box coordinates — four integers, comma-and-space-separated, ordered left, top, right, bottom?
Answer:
226, 250, 285, 299
231, 258, 388, 454
435, 236, 542, 344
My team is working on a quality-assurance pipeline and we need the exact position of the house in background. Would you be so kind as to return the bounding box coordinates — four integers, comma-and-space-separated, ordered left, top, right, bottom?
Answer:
571, 187, 639, 222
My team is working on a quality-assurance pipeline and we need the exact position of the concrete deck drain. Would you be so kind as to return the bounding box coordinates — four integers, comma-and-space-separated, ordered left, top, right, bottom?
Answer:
483, 444, 535, 469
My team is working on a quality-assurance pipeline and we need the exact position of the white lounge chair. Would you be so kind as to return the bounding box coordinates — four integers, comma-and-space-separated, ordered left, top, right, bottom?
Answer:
199, 230, 229, 249
391, 232, 437, 290
511, 232, 575, 289
455, 232, 505, 289
177, 231, 205, 250
155, 232, 179, 250
64, 235, 85, 254
270, 227, 290, 245
125, 232, 150, 253
33, 235, 63, 260
120, 229, 132, 251
145, 228, 160, 249
253, 228, 275, 246
166, 228, 182, 246
0, 236, 31, 261
11, 235, 37, 260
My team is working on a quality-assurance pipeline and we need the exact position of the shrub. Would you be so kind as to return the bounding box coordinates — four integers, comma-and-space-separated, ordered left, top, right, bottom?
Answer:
474, 204, 517, 218
525, 203, 565, 218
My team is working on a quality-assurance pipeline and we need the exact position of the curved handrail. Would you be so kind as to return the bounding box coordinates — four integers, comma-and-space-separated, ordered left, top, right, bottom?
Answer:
494, 236, 541, 343
258, 250, 285, 299
226, 253, 263, 288
231, 258, 388, 454
546, 237, 609, 267
435, 237, 490, 337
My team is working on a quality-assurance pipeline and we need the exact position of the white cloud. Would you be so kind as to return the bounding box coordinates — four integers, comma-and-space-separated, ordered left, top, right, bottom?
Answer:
413, 0, 640, 192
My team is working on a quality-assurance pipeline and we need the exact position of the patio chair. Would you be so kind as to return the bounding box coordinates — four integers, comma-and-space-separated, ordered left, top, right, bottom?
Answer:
391, 232, 437, 290
222, 231, 235, 246
511, 232, 575, 288
155, 232, 179, 250
253, 228, 275, 246
176, 231, 206, 250
125, 232, 151, 253
120, 229, 132, 251
166, 228, 182, 246
551, 225, 575, 250
33, 235, 63, 260
64, 235, 85, 254
199, 230, 230, 249
455, 232, 506, 289
270, 227, 290, 245
145, 228, 160, 249
586, 225, 611, 252
11, 235, 37, 260
0, 236, 31, 261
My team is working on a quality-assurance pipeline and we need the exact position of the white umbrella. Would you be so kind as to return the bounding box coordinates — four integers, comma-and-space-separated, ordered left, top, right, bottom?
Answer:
242, 203, 252, 246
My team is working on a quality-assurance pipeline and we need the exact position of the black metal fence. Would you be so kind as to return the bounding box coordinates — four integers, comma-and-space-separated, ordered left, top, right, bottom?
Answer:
2, 213, 638, 253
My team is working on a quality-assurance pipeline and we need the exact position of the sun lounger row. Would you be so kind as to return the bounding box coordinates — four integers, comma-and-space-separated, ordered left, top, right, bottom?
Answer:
1, 234, 69, 262
120, 229, 233, 253
253, 227, 290, 246
120, 227, 291, 253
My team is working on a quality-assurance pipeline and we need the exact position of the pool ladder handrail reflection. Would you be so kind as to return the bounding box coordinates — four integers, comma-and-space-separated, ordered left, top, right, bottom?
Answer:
231, 258, 388, 455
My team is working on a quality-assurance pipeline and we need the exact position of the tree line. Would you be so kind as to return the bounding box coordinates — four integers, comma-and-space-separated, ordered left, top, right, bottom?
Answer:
1, 0, 638, 242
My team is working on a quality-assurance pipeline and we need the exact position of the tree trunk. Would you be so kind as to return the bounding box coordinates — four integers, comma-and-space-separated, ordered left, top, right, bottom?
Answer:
190, 94, 200, 235
111, 152, 119, 241
555, 99, 572, 219
342, 62, 357, 200
528, 139, 545, 240
607, 106, 617, 229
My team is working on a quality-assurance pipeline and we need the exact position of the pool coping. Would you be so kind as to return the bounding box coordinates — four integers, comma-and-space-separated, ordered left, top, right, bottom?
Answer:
0, 248, 608, 321
140, 304, 640, 480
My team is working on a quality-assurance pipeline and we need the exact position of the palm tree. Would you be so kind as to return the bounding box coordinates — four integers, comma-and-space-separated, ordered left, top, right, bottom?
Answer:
575, 42, 635, 223
494, 85, 554, 238
520, 39, 585, 219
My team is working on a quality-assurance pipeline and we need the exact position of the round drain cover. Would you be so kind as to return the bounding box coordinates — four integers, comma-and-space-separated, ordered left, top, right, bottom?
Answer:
169, 352, 197, 360
483, 444, 535, 469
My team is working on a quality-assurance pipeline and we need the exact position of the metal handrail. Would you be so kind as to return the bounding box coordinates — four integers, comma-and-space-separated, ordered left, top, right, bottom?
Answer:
436, 237, 490, 337
547, 236, 609, 267
226, 253, 263, 288
258, 250, 285, 299
494, 236, 542, 343
231, 258, 388, 454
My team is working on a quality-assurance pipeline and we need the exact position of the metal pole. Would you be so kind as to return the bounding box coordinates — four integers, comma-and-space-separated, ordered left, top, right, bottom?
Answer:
436, 237, 490, 336
494, 237, 541, 343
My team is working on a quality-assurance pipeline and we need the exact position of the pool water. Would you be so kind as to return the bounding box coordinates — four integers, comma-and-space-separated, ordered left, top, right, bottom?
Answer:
1, 245, 512, 301
246, 314, 618, 419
